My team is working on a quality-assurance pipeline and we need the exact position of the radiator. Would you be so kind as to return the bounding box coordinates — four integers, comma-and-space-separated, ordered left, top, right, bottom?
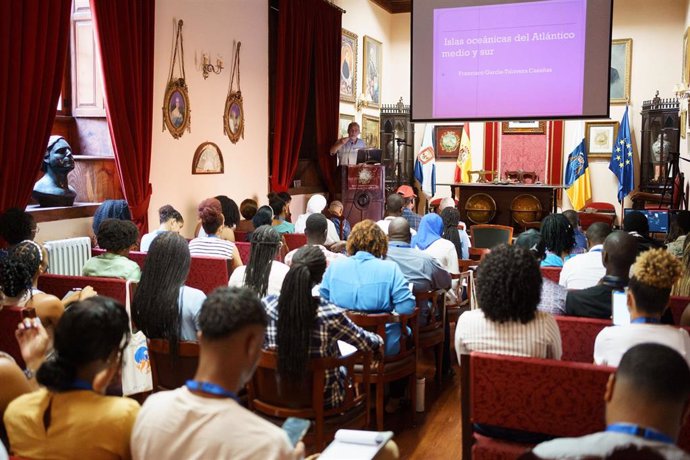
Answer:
44, 237, 92, 276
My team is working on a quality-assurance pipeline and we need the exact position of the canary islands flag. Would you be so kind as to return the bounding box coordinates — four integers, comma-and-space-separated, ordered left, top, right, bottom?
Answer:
608, 106, 634, 203
565, 138, 592, 210
453, 123, 472, 183
415, 124, 436, 198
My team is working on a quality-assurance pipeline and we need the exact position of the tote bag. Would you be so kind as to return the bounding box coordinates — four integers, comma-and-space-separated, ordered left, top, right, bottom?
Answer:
121, 280, 153, 395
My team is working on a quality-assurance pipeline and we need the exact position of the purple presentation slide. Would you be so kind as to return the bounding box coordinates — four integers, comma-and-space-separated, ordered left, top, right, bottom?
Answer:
432, 0, 587, 119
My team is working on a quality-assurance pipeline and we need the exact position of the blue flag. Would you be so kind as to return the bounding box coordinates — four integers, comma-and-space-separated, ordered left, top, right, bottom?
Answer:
564, 138, 591, 210
608, 106, 634, 202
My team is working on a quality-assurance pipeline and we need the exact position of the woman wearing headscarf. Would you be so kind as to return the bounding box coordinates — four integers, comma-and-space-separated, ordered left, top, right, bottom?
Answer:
412, 213, 459, 276
294, 195, 340, 244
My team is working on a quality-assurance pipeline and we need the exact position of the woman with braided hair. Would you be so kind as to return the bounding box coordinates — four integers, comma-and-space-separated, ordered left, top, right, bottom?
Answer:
228, 225, 290, 297
594, 248, 690, 367
262, 246, 382, 409
540, 213, 576, 267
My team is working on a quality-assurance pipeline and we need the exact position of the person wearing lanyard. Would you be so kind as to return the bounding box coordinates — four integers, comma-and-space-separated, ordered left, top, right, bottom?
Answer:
559, 222, 611, 290
594, 248, 690, 368
530, 343, 690, 459
131, 287, 303, 460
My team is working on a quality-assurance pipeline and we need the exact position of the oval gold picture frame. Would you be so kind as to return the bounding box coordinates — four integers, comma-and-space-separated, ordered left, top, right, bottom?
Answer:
192, 142, 224, 175
224, 91, 244, 144
163, 78, 191, 139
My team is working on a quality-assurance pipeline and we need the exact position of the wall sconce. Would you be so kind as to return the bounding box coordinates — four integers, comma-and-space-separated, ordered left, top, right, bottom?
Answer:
355, 93, 372, 112
201, 53, 223, 79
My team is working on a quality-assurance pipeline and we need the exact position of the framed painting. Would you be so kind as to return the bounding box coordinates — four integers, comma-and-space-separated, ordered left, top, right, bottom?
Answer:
501, 121, 545, 134
362, 36, 382, 108
339, 113, 355, 139
163, 78, 191, 139
224, 91, 244, 144
361, 115, 380, 149
585, 121, 619, 159
340, 29, 358, 103
192, 142, 224, 174
434, 125, 464, 159
610, 39, 632, 104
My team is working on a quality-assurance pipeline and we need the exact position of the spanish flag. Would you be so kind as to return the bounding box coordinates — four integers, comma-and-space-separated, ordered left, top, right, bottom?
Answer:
564, 138, 592, 210
454, 124, 472, 182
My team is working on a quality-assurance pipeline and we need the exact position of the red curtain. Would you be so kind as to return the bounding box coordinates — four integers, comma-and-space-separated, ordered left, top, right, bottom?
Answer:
91, 0, 155, 233
314, 3, 342, 197
0, 0, 71, 212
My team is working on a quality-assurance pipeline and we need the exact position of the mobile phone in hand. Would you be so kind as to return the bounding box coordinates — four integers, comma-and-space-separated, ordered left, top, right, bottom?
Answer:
282, 417, 310, 447
21, 307, 37, 320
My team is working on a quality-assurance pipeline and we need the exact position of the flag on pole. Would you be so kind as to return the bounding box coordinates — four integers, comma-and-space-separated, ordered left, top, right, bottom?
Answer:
564, 138, 592, 210
453, 123, 472, 183
608, 106, 634, 202
415, 124, 436, 198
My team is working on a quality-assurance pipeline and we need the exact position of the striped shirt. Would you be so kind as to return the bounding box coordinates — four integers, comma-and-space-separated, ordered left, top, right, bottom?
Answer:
188, 237, 236, 260
262, 295, 383, 409
454, 309, 562, 361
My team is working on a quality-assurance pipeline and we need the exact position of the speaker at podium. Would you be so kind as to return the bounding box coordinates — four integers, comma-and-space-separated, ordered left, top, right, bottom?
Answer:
339, 161, 384, 226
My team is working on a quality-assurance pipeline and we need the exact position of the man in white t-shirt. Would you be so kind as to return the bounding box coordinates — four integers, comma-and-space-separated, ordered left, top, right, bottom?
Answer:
531, 343, 690, 459
131, 287, 302, 460
559, 222, 611, 290
377, 194, 415, 236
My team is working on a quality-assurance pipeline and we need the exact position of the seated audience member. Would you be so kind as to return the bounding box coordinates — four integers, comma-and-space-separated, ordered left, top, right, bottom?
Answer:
82, 218, 141, 281
229, 225, 289, 297
386, 217, 451, 293
455, 244, 562, 361
667, 210, 690, 258
268, 193, 295, 234
412, 213, 459, 278
320, 220, 415, 356
140, 204, 184, 252
540, 213, 575, 267
515, 230, 566, 316
4, 297, 139, 460
294, 195, 340, 244
562, 209, 587, 254
377, 194, 408, 235
531, 344, 690, 459
189, 198, 242, 270
263, 246, 383, 409
624, 210, 665, 254
236, 198, 258, 233
672, 237, 690, 296
559, 222, 611, 290
0, 208, 37, 247
594, 249, 690, 367
441, 207, 468, 259
397, 185, 422, 231
324, 200, 351, 240
565, 231, 638, 319
277, 191, 292, 223
91, 199, 131, 241
131, 287, 301, 460
438, 197, 471, 253
196, 195, 238, 241
284, 214, 345, 267
133, 232, 205, 346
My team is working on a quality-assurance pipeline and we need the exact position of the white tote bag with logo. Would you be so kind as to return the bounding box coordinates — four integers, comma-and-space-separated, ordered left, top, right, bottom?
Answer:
121, 281, 153, 396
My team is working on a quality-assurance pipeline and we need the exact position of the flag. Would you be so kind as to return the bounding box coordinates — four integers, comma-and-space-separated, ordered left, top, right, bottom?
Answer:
415, 124, 436, 198
608, 106, 634, 202
564, 138, 592, 210
453, 123, 472, 182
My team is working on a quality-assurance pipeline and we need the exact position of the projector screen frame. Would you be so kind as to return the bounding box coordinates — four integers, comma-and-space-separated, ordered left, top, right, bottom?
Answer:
409, 0, 614, 123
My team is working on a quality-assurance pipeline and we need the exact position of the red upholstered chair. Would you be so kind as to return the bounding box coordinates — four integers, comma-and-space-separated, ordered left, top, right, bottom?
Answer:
669, 296, 690, 325
577, 212, 616, 231
186, 257, 232, 295
148, 339, 199, 392
470, 224, 513, 249
37, 274, 131, 305
540, 267, 561, 284
283, 233, 308, 252
460, 352, 613, 460
92, 248, 146, 270
554, 316, 611, 363
585, 202, 616, 213
235, 242, 251, 264
233, 230, 249, 242
0, 305, 26, 367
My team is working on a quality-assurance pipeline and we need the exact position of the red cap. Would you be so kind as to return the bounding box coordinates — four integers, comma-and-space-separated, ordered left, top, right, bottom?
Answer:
396, 185, 417, 198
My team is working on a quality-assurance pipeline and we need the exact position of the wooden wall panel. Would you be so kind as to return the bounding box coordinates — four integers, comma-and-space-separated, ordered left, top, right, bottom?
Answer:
68, 157, 123, 203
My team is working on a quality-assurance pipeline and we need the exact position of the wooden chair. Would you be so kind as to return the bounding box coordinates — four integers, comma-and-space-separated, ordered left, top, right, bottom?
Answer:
669, 295, 690, 324
554, 316, 611, 363
247, 349, 371, 451
346, 309, 419, 431
468, 248, 490, 261
458, 259, 477, 272
186, 256, 233, 294
470, 224, 513, 249
283, 233, 308, 252
446, 272, 472, 327
415, 290, 446, 385
540, 266, 561, 284
468, 170, 497, 183
147, 339, 200, 392
235, 241, 252, 263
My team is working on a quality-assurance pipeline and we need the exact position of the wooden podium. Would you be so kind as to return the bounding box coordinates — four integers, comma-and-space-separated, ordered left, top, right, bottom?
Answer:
339, 165, 385, 226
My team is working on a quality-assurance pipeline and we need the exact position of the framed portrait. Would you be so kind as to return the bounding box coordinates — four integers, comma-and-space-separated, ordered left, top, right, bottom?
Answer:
361, 115, 380, 149
585, 121, 619, 159
340, 29, 358, 103
163, 78, 191, 139
683, 28, 690, 86
339, 113, 355, 138
610, 38, 632, 104
501, 121, 545, 134
224, 91, 245, 144
192, 142, 224, 175
362, 36, 382, 108
434, 125, 464, 159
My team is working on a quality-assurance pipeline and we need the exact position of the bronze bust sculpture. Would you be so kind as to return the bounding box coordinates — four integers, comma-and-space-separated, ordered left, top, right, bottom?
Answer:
32, 136, 77, 207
